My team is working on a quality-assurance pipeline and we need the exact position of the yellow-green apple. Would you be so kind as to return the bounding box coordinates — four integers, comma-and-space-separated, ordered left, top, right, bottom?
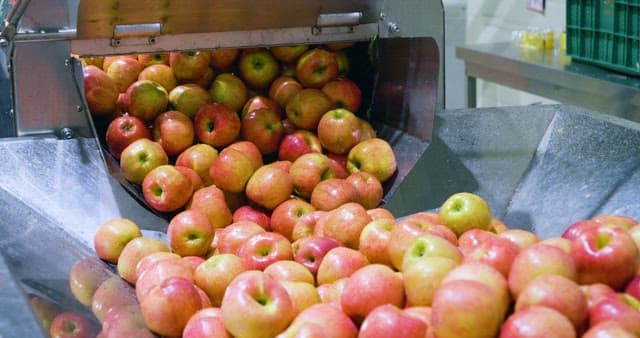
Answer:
193, 253, 246, 307
463, 234, 521, 278
438, 192, 492, 237
367, 207, 395, 220
277, 129, 322, 162
138, 63, 177, 92
582, 320, 636, 338
135, 257, 194, 301
138, 53, 169, 67
291, 235, 340, 275
277, 303, 358, 338
589, 292, 640, 335
188, 185, 233, 229
316, 246, 369, 285
270, 198, 315, 241
135, 251, 182, 281
340, 264, 404, 324
232, 205, 271, 230
387, 219, 431, 271
49, 311, 98, 338
225, 140, 264, 170
289, 152, 336, 199
214, 220, 265, 255
402, 233, 463, 272
333, 50, 350, 77
68, 258, 113, 307
105, 114, 151, 160
142, 164, 193, 212
208, 73, 248, 113
93, 218, 143, 264
169, 51, 211, 84
430, 279, 505, 338
237, 231, 293, 270
628, 223, 640, 250
581, 283, 616, 310
591, 214, 638, 230
167, 209, 215, 257
194, 102, 241, 148
140, 276, 203, 337
285, 88, 333, 130
508, 242, 578, 297
347, 137, 397, 183
175, 143, 218, 186
245, 164, 294, 210
182, 307, 230, 338
316, 277, 349, 304
125, 79, 169, 121
358, 218, 396, 266
116, 236, 170, 285
317, 108, 361, 155
264, 260, 315, 285
221, 270, 295, 338
320, 202, 371, 249
152, 110, 194, 156
499, 305, 577, 338
539, 236, 572, 253
291, 210, 328, 241
280, 280, 321, 317
240, 107, 284, 155
107, 57, 143, 92
102, 55, 137, 72
296, 48, 338, 88
271, 45, 310, 64
310, 177, 359, 211
321, 78, 362, 113
346, 171, 383, 210
402, 256, 458, 307
570, 224, 639, 290
91, 275, 139, 322
561, 219, 600, 240
238, 48, 279, 89
209, 48, 239, 70
83, 65, 119, 116
498, 228, 541, 249
168, 84, 211, 118
209, 147, 258, 193
27, 294, 62, 334
242, 95, 281, 119
327, 152, 350, 179
358, 304, 428, 338
81, 55, 105, 68
515, 274, 588, 332
358, 118, 377, 141
269, 76, 303, 109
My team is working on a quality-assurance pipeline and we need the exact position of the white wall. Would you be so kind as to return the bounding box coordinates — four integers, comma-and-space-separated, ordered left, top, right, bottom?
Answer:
465, 0, 566, 107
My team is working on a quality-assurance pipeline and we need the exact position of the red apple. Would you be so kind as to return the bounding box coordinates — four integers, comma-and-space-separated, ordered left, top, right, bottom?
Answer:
271, 45, 310, 64
562, 219, 600, 241
167, 209, 215, 257
291, 235, 341, 275
214, 220, 266, 255
138, 53, 169, 67
91, 275, 139, 323
316, 246, 369, 285
387, 219, 431, 271
49, 311, 98, 338
285, 88, 333, 130
402, 256, 458, 307
438, 192, 492, 237
279, 280, 321, 317
152, 110, 194, 156
116, 236, 170, 285
269, 76, 303, 109
320, 202, 372, 249
99, 303, 155, 338
317, 108, 361, 155
140, 276, 203, 337
135, 251, 183, 281
539, 236, 573, 253
358, 304, 427, 338
83, 65, 119, 116
241, 107, 285, 155
278, 303, 357, 338
93, 218, 143, 264
102, 55, 137, 72
402, 233, 463, 272
208, 72, 249, 113
291, 210, 328, 241
194, 102, 241, 148
142, 164, 193, 212
221, 270, 295, 338
592, 214, 638, 230
498, 305, 576, 338
169, 50, 211, 83
135, 257, 194, 301
189, 186, 233, 230
498, 228, 541, 249
463, 234, 521, 278
27, 294, 62, 334
168, 83, 211, 118
309, 177, 359, 211
367, 207, 395, 220
237, 231, 293, 270
264, 260, 315, 285
625, 275, 640, 301
347, 137, 397, 183
358, 218, 396, 266
238, 48, 280, 89
245, 164, 294, 210
570, 224, 639, 290
296, 48, 338, 88
209, 48, 239, 70
277, 130, 322, 162
581, 283, 617, 310
119, 138, 169, 184
105, 114, 151, 160
321, 77, 362, 113
182, 307, 230, 338
175, 143, 218, 187
457, 228, 497, 256
209, 147, 258, 193
138, 63, 177, 92
242, 95, 281, 118
270, 198, 315, 241
107, 57, 143, 93
232, 205, 271, 230
346, 171, 383, 210
358, 118, 377, 141
289, 152, 336, 199
583, 320, 636, 338
124, 79, 169, 121
316, 277, 349, 305
589, 292, 640, 335
193, 253, 247, 307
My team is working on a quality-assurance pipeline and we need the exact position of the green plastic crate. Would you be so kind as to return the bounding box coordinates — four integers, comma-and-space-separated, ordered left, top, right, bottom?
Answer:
566, 0, 640, 76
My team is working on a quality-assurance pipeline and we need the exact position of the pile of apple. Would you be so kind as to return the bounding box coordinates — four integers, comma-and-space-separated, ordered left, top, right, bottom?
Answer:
52, 189, 640, 338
